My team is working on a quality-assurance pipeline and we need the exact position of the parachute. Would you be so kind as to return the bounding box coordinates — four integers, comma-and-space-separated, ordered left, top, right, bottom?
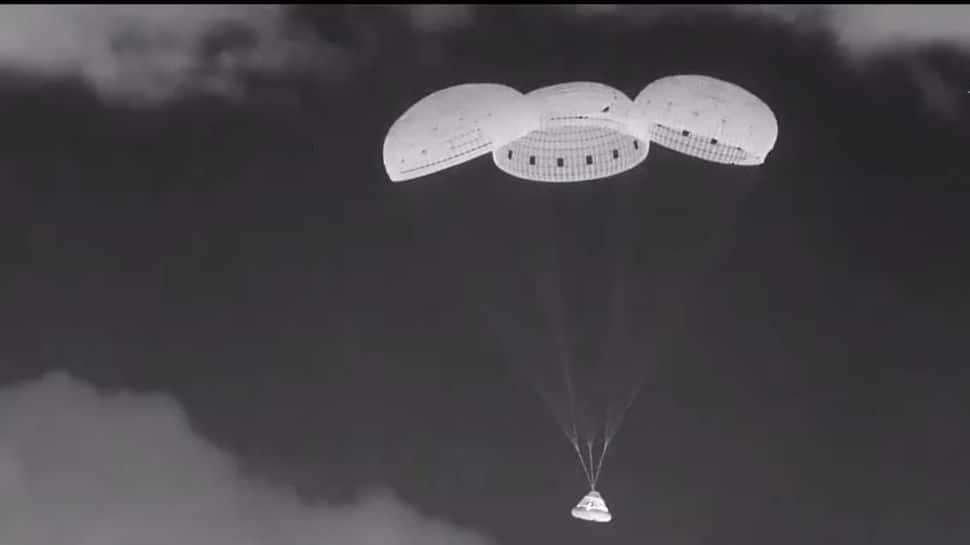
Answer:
493, 82, 650, 183
382, 83, 539, 182
634, 75, 779, 165
383, 75, 778, 523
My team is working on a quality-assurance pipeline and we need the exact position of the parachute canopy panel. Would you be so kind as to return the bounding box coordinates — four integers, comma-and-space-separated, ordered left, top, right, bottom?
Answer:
571, 490, 612, 523
526, 82, 641, 136
635, 75, 778, 165
383, 83, 540, 182
493, 82, 649, 183
493, 125, 647, 183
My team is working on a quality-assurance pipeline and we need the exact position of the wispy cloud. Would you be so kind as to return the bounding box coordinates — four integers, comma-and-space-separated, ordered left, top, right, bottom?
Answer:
819, 5, 970, 56
1, 5, 964, 108
571, 5, 970, 56
743, 5, 970, 119
400, 5, 475, 33
0, 5, 336, 105
0, 5, 485, 105
561, 4, 970, 119
0, 371, 497, 545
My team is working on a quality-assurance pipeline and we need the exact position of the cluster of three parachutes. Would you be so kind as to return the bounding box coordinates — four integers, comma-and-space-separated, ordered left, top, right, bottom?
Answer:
383, 76, 778, 183
382, 75, 779, 523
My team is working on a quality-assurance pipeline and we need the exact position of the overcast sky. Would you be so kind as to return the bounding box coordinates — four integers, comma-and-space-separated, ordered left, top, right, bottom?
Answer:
0, 5, 968, 545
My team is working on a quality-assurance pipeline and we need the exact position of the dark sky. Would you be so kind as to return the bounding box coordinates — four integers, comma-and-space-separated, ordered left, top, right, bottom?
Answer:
1, 6, 968, 545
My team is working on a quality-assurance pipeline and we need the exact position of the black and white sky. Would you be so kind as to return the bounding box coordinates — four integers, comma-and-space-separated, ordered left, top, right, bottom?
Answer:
0, 5, 968, 545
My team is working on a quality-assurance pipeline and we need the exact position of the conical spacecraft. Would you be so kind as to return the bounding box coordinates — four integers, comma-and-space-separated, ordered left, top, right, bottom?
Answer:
571, 490, 612, 523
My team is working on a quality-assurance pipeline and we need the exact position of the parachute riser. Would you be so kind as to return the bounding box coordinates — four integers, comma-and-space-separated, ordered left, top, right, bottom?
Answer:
591, 437, 611, 488
571, 439, 594, 487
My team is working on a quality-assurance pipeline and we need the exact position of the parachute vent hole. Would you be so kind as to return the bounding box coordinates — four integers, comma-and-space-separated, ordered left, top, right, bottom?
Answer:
633, 140, 639, 150
557, 158, 564, 167
682, 130, 690, 137
612, 149, 619, 159
601, 106, 610, 112
710, 138, 718, 145
529, 155, 536, 165
586, 155, 593, 165
508, 150, 513, 160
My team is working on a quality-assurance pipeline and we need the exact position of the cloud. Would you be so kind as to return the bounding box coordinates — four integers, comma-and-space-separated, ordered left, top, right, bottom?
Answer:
0, 372, 497, 545
564, 5, 970, 57
559, 4, 970, 120
739, 5, 970, 119
0, 5, 338, 105
721, 3, 970, 94
570, 5, 624, 18
818, 5, 970, 56
0, 6, 481, 105
400, 5, 475, 33
2, 5, 963, 108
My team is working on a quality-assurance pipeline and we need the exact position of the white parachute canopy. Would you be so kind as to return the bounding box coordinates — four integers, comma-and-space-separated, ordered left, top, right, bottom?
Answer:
492, 81, 650, 183
635, 74, 779, 166
382, 83, 539, 182
571, 490, 612, 523
382, 76, 779, 183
